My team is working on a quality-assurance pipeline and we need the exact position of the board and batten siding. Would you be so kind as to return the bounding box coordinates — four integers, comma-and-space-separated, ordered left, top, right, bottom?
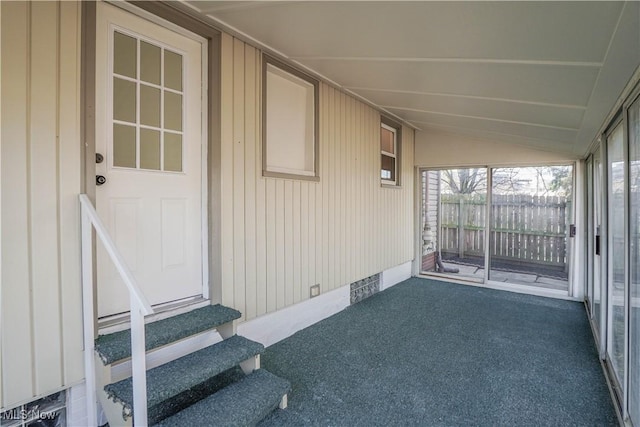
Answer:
219, 35, 414, 321
0, 1, 84, 409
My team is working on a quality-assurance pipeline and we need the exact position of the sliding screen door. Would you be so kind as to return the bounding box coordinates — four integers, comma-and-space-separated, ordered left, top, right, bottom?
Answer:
606, 122, 626, 395
587, 156, 594, 313
593, 148, 604, 338
488, 166, 572, 291
420, 168, 487, 283
628, 95, 640, 425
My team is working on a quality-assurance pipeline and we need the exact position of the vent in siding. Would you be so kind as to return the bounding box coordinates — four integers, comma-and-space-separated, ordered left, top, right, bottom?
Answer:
1, 390, 66, 427
350, 273, 381, 305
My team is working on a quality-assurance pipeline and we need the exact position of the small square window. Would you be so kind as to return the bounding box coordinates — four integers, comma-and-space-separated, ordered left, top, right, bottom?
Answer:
381, 119, 401, 185
263, 55, 319, 180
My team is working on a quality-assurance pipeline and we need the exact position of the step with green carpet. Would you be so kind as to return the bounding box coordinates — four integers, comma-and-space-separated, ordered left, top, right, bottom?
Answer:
104, 335, 264, 423
153, 369, 291, 427
95, 304, 241, 364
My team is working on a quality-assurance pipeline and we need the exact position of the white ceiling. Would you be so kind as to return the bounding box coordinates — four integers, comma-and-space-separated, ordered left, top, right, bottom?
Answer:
183, 1, 640, 157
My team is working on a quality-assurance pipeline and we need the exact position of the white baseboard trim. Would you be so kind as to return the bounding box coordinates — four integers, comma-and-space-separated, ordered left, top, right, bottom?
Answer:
239, 284, 350, 348
240, 262, 413, 347
380, 261, 413, 291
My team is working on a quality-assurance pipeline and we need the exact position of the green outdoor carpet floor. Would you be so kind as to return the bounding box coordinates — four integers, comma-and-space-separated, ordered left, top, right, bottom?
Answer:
259, 277, 617, 426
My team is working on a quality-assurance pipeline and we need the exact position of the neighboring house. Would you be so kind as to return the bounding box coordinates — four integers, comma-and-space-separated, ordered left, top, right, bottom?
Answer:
1, 1, 639, 426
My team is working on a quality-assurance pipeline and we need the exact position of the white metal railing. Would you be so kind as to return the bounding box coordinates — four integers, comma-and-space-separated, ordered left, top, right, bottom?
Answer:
79, 194, 154, 426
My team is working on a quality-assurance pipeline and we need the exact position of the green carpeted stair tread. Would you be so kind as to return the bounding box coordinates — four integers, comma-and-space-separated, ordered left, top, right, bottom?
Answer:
95, 304, 241, 364
104, 335, 265, 421
153, 369, 291, 427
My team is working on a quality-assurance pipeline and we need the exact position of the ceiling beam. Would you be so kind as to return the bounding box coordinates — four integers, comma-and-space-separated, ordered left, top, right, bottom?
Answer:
346, 87, 588, 110
383, 106, 580, 132
291, 56, 603, 68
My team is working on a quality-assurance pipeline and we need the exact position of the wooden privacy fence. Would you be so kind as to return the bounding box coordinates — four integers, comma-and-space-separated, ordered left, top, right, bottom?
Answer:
440, 194, 571, 267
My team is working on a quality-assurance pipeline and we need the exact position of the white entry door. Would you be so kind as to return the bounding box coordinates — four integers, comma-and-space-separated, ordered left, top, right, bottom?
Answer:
95, 2, 207, 317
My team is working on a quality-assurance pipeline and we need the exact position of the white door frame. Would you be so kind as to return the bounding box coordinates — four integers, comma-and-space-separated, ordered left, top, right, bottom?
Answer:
99, 1, 210, 307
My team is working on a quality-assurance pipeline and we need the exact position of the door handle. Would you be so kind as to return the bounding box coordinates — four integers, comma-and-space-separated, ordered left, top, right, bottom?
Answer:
96, 175, 107, 186
96, 153, 104, 164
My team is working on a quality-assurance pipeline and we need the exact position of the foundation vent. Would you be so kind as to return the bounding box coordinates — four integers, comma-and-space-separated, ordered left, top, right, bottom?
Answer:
1, 390, 66, 427
350, 273, 381, 305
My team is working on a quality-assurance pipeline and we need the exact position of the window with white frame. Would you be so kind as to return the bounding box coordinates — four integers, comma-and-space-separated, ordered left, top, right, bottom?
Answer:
263, 55, 319, 180
381, 120, 400, 185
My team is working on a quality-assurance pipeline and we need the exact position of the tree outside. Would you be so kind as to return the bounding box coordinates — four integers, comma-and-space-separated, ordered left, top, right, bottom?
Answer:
440, 166, 573, 198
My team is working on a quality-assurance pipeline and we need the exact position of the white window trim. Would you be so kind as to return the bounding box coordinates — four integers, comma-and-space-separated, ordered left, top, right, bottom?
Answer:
381, 122, 398, 185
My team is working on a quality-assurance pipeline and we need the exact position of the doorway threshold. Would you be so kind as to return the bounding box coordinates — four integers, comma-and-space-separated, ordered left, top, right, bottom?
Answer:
98, 296, 210, 334
417, 273, 579, 302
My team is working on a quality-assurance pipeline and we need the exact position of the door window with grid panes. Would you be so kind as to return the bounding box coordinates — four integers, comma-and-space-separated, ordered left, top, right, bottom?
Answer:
112, 30, 184, 172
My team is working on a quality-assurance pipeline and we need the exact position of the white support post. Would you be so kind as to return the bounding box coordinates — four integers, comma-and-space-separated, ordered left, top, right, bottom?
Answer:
130, 301, 149, 426
279, 394, 288, 409
239, 355, 260, 374
218, 321, 236, 339
81, 211, 98, 427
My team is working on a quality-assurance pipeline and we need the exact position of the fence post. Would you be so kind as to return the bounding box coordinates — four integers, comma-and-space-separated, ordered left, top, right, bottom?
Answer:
458, 197, 465, 258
